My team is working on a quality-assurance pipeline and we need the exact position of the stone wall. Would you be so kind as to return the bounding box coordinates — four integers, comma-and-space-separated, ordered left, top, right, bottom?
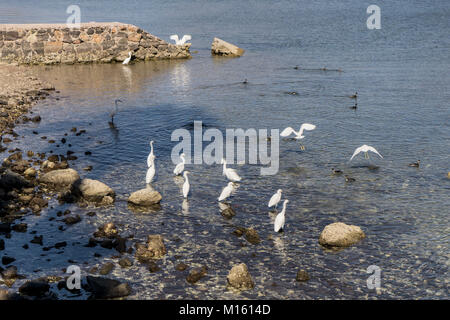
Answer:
0, 22, 190, 65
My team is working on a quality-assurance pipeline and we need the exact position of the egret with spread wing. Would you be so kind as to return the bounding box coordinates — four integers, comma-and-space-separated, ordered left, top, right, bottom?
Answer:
170, 34, 192, 45
280, 123, 316, 150
350, 145, 383, 161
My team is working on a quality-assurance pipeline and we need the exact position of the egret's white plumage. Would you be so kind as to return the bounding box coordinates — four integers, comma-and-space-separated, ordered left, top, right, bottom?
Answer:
122, 52, 132, 65
218, 182, 234, 202
170, 34, 192, 45
221, 158, 241, 182
182, 171, 190, 198
274, 200, 289, 232
173, 153, 186, 175
268, 189, 283, 208
350, 144, 383, 161
147, 141, 155, 167
145, 162, 155, 184
280, 123, 316, 139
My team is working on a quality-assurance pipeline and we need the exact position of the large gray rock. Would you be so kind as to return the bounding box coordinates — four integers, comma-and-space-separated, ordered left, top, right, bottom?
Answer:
227, 263, 254, 290
39, 168, 79, 189
319, 222, 365, 247
74, 179, 115, 204
211, 37, 245, 57
128, 187, 162, 206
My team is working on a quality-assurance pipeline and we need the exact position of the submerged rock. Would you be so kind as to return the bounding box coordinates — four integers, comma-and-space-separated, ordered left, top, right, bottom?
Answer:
128, 187, 162, 207
227, 263, 254, 290
85, 276, 131, 299
135, 234, 166, 262
19, 279, 50, 297
319, 222, 365, 247
244, 228, 261, 245
93, 223, 118, 239
39, 168, 79, 189
296, 269, 310, 282
211, 37, 245, 57
186, 266, 207, 284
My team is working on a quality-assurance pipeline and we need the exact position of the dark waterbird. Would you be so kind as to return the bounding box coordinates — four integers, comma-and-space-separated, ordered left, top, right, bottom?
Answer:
408, 160, 420, 167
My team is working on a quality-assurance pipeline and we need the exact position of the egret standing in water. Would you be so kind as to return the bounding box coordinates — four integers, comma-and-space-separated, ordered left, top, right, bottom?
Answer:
268, 189, 282, 209
280, 123, 316, 150
274, 200, 289, 232
108, 99, 122, 128
122, 52, 132, 65
173, 153, 186, 176
147, 141, 155, 167
218, 182, 235, 202
350, 145, 383, 161
221, 158, 242, 182
182, 171, 190, 198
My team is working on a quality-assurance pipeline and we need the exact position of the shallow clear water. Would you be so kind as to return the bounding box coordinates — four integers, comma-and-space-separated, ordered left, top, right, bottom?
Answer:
1, 0, 449, 299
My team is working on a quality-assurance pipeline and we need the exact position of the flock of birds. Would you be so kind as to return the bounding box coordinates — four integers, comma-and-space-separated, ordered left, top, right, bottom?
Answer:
140, 120, 391, 233
117, 48, 422, 232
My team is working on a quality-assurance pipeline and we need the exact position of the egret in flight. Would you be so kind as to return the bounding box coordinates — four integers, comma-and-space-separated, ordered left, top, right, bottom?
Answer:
268, 189, 282, 209
173, 153, 186, 176
274, 200, 289, 232
182, 171, 190, 198
122, 52, 132, 65
280, 123, 316, 150
170, 34, 192, 45
147, 141, 155, 167
221, 158, 242, 182
218, 182, 234, 202
350, 145, 383, 161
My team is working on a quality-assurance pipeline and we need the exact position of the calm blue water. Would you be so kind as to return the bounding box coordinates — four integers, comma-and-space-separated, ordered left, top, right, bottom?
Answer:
0, 1, 449, 299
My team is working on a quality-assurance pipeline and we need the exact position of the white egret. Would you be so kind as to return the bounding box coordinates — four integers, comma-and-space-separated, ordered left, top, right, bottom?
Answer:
182, 171, 190, 198
268, 189, 282, 208
173, 153, 186, 175
221, 158, 241, 182
146, 161, 155, 184
122, 52, 132, 65
108, 99, 122, 128
274, 200, 289, 232
280, 123, 316, 150
218, 182, 234, 202
147, 140, 155, 167
350, 145, 383, 161
170, 34, 192, 45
